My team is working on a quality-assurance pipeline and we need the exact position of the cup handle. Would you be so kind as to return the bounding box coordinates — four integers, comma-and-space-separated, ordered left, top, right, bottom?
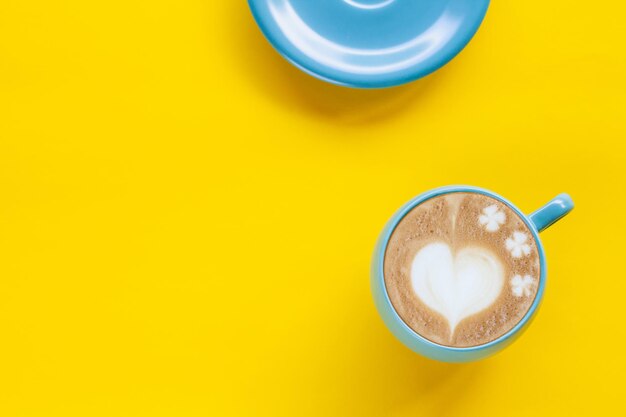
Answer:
529, 193, 574, 233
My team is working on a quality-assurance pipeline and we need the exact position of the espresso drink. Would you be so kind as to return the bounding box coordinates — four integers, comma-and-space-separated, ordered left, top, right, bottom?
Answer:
384, 193, 541, 347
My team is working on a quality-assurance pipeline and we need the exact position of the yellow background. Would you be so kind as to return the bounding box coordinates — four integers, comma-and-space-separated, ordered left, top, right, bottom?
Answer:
1, 1, 625, 416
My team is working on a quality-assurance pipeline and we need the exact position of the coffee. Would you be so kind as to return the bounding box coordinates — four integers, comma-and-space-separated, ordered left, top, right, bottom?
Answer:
383, 192, 541, 347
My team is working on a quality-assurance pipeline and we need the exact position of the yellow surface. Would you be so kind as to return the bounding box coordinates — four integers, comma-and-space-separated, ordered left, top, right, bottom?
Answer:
1, 1, 625, 416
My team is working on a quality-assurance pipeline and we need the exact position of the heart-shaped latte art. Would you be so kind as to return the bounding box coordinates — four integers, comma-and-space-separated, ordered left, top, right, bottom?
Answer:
410, 242, 504, 334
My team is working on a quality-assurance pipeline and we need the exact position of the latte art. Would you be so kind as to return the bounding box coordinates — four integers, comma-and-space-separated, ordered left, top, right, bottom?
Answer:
410, 243, 504, 333
383, 193, 541, 347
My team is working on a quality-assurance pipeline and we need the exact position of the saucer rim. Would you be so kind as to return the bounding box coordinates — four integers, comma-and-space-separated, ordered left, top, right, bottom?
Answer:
248, 0, 491, 89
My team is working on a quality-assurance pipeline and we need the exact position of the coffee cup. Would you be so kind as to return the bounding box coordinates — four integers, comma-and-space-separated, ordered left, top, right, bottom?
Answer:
371, 185, 573, 362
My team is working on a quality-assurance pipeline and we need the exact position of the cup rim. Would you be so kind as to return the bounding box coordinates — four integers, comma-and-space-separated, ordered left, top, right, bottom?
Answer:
373, 185, 547, 353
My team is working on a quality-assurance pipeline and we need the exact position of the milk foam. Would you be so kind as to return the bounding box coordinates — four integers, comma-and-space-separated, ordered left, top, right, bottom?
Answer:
410, 242, 505, 333
384, 192, 541, 347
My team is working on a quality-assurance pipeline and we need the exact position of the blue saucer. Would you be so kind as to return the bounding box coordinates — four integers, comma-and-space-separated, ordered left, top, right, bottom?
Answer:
248, 0, 490, 88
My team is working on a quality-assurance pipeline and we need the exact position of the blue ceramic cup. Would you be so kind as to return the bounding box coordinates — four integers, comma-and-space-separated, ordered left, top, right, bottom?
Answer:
371, 186, 574, 362
248, 0, 491, 88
